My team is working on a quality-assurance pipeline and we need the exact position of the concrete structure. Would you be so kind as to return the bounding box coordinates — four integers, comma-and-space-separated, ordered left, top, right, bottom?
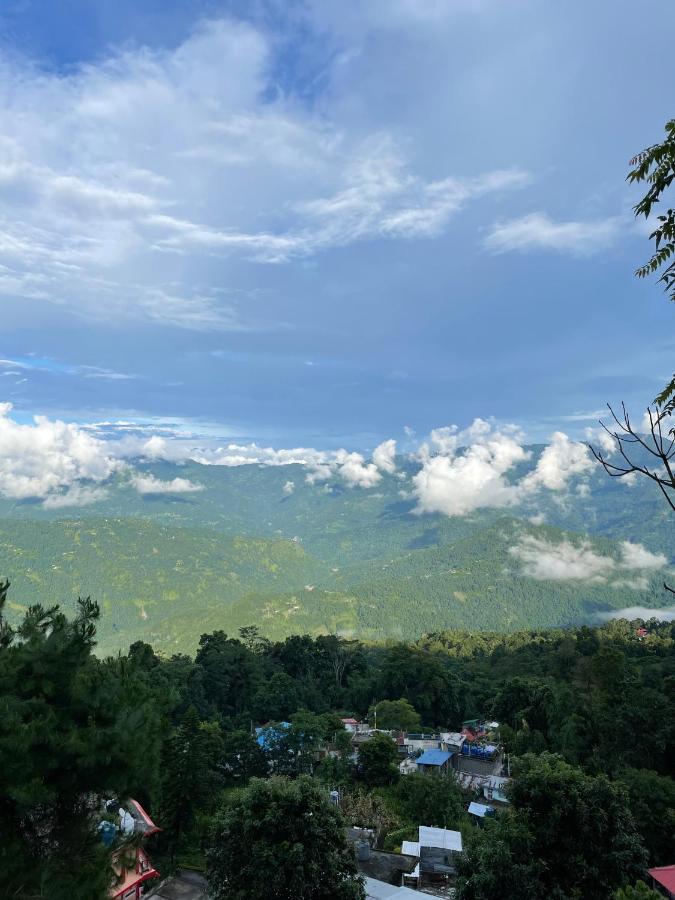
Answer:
457, 773, 510, 804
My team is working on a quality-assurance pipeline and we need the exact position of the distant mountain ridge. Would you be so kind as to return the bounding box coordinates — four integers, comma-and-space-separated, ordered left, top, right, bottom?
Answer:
0, 446, 672, 654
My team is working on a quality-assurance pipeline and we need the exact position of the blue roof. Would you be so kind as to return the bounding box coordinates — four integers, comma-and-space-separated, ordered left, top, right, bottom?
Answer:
255, 721, 291, 750
417, 749, 453, 766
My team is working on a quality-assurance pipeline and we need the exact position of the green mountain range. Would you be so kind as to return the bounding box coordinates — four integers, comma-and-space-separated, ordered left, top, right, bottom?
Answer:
0, 449, 672, 654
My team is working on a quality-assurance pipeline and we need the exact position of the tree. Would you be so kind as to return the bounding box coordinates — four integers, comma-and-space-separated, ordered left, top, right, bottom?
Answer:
358, 733, 399, 787
628, 119, 675, 411
457, 815, 544, 900
394, 774, 463, 829
195, 631, 261, 718
0, 583, 163, 899
379, 645, 462, 727
206, 776, 365, 900
220, 729, 268, 784
458, 753, 647, 900
252, 671, 300, 722
617, 767, 675, 865
614, 883, 663, 900
339, 790, 399, 847
159, 706, 222, 864
591, 119, 675, 527
371, 698, 421, 732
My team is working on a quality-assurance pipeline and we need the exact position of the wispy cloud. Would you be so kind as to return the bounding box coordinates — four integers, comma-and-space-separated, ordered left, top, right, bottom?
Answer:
510, 533, 667, 587
485, 212, 623, 255
0, 19, 529, 329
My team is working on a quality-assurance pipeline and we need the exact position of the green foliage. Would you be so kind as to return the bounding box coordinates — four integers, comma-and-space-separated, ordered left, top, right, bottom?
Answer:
3, 453, 675, 656
358, 733, 399, 787
372, 698, 421, 731
0, 581, 163, 899
614, 882, 663, 900
205, 776, 365, 900
628, 119, 675, 411
617, 767, 675, 865
159, 706, 223, 864
458, 753, 648, 899
220, 730, 268, 784
393, 773, 464, 829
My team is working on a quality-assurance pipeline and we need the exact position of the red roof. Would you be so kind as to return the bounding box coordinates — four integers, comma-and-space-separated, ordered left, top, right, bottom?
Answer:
127, 798, 161, 836
649, 865, 675, 893
341, 718, 359, 725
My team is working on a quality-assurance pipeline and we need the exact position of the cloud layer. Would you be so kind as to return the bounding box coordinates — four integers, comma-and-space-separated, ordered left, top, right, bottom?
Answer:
510, 533, 667, 587
0, 405, 601, 510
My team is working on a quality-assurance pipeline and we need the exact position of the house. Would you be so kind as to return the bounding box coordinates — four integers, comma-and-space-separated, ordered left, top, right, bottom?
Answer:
342, 717, 361, 733
106, 799, 160, 900
399, 825, 463, 888
468, 801, 496, 821
416, 748, 453, 776
399, 756, 418, 776
648, 865, 675, 899
439, 731, 466, 757
401, 733, 442, 755
457, 772, 511, 805
457, 742, 502, 777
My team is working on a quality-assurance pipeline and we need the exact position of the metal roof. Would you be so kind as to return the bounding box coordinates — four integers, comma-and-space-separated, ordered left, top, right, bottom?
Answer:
649, 865, 675, 893
365, 877, 430, 899
418, 826, 463, 853
468, 802, 494, 818
416, 749, 453, 766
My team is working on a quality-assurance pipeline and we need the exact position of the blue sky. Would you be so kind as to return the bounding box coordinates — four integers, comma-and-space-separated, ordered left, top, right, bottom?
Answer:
1, 0, 674, 451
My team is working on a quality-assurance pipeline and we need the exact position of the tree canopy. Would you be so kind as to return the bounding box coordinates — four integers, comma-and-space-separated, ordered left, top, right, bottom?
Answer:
206, 776, 365, 900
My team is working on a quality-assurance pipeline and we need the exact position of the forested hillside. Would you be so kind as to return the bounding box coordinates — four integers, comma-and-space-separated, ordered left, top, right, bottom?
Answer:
0, 446, 673, 654
2, 584, 672, 898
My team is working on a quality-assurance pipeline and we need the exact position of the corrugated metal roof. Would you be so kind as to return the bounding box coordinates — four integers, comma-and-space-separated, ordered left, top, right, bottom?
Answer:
365, 877, 429, 898
416, 749, 453, 766
468, 802, 494, 817
418, 825, 463, 853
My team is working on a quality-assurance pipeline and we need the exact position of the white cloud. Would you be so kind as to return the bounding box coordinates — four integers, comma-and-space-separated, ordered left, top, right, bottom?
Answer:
485, 213, 622, 255
522, 431, 593, 492
598, 606, 675, 622
283, 480, 295, 495
413, 419, 529, 516
42, 484, 109, 509
618, 540, 667, 570
0, 402, 118, 501
333, 450, 382, 489
0, 19, 529, 330
510, 534, 615, 582
131, 474, 204, 494
510, 534, 667, 585
373, 438, 397, 474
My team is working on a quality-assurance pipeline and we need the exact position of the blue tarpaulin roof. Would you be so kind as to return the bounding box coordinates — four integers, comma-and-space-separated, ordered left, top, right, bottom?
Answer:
255, 721, 291, 750
416, 749, 453, 766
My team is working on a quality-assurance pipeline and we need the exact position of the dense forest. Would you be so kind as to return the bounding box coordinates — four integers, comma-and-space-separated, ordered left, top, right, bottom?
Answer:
1, 577, 672, 899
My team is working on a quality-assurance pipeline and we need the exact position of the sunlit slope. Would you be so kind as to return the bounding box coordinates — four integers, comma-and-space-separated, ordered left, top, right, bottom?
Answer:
0, 511, 668, 654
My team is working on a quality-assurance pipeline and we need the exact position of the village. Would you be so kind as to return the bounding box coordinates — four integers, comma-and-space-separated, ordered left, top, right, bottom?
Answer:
107, 715, 674, 900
